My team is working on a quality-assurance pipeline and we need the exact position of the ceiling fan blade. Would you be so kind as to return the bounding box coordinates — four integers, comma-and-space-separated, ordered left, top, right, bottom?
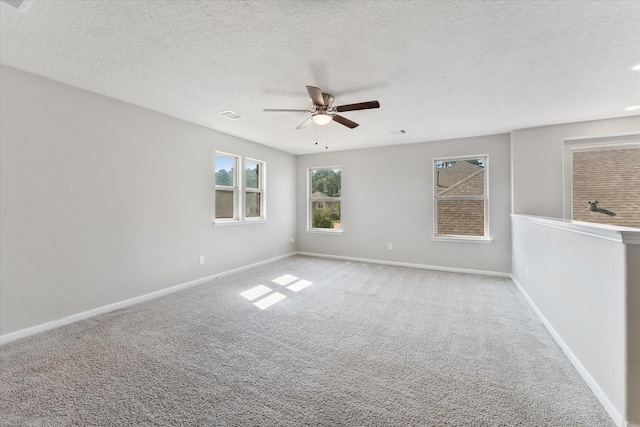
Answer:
335, 100, 380, 112
295, 116, 314, 130
263, 109, 312, 113
332, 115, 359, 129
306, 85, 325, 106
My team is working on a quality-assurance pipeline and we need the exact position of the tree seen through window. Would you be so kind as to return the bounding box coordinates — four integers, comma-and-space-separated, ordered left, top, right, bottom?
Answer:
310, 168, 341, 230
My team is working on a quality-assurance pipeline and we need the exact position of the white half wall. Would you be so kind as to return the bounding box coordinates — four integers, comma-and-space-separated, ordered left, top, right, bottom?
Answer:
0, 66, 297, 336
511, 214, 640, 427
296, 134, 511, 274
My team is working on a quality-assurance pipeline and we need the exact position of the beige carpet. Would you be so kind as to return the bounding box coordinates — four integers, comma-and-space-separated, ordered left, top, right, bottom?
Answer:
0, 256, 614, 426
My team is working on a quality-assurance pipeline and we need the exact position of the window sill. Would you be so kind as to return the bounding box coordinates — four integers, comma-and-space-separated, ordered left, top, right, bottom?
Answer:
214, 219, 267, 227
432, 236, 492, 244
306, 228, 343, 235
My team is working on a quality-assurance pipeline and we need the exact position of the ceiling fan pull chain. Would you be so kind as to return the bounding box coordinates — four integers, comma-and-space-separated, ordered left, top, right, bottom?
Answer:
315, 123, 318, 145
325, 126, 329, 150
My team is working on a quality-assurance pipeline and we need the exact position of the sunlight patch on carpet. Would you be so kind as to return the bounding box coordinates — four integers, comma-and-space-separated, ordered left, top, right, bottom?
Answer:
253, 292, 286, 310
239, 285, 272, 301
240, 274, 315, 310
287, 279, 312, 292
272, 274, 298, 286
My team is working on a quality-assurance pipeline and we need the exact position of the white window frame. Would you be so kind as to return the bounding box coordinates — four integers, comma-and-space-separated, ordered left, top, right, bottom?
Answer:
214, 152, 267, 226
307, 166, 342, 235
244, 157, 266, 221
214, 152, 240, 222
433, 154, 490, 243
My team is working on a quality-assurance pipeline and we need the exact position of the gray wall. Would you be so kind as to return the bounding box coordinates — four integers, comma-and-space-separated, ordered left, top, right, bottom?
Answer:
3, 61, 638, 350
0, 66, 297, 336
511, 117, 640, 217
296, 134, 512, 274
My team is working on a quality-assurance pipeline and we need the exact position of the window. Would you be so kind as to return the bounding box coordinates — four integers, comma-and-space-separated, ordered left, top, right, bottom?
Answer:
215, 153, 266, 224
570, 143, 640, 228
215, 153, 238, 220
309, 167, 341, 232
434, 155, 488, 240
245, 158, 265, 219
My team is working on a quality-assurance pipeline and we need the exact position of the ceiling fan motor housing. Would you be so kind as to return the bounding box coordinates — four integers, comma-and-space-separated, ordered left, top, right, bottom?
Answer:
320, 93, 334, 109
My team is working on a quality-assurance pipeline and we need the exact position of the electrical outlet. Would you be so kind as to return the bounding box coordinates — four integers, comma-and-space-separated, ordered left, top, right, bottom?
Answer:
388, 243, 393, 251
199, 255, 205, 265
526, 267, 530, 279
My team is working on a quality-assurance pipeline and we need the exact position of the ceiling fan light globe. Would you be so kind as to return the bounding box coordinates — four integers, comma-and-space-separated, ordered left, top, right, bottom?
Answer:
312, 113, 333, 125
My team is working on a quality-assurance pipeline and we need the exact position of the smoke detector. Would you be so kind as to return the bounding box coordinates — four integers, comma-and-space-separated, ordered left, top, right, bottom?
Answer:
218, 110, 243, 120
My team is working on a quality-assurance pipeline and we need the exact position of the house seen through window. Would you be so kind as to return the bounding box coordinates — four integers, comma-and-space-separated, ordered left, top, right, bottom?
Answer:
572, 146, 640, 228
309, 167, 341, 231
434, 156, 488, 239
215, 153, 265, 223
245, 159, 264, 219
215, 154, 237, 220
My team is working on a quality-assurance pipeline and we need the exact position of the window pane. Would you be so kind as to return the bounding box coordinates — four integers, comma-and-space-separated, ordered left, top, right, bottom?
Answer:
246, 192, 261, 218
215, 189, 234, 218
436, 199, 484, 236
312, 201, 341, 229
310, 168, 341, 230
572, 147, 640, 228
436, 159, 484, 196
215, 155, 235, 187
246, 161, 260, 189
311, 168, 341, 198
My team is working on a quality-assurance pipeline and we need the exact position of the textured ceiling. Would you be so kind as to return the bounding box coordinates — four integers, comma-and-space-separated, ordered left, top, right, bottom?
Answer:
1, 0, 639, 155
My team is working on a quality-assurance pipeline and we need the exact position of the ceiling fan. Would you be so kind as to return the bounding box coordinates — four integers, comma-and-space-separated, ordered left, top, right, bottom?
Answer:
263, 85, 380, 129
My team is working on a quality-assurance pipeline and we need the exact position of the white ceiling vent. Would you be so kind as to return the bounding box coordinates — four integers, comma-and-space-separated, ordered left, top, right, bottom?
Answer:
218, 110, 243, 120
0, 0, 33, 12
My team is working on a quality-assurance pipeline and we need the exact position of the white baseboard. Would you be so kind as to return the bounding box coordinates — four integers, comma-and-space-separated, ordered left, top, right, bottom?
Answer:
0, 252, 296, 346
296, 251, 511, 278
511, 275, 624, 427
